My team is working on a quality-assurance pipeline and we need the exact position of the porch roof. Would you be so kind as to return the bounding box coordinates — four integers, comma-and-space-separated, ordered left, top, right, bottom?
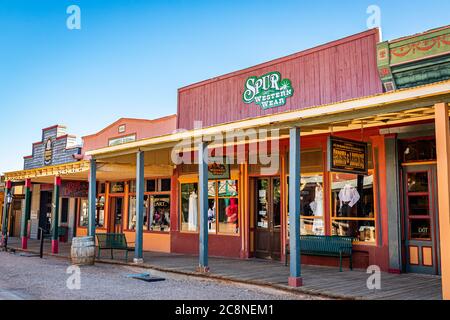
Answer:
4, 160, 173, 183
87, 80, 450, 160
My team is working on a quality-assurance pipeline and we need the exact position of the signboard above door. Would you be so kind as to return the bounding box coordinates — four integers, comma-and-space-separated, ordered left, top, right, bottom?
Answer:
242, 72, 294, 110
208, 157, 230, 180
328, 136, 368, 175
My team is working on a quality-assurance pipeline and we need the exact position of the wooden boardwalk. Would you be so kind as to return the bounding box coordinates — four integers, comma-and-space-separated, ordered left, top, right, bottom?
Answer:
6, 238, 442, 300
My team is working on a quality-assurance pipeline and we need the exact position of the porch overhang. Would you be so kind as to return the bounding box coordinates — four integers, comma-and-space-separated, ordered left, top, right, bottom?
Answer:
3, 161, 172, 183
4, 161, 90, 183
86, 80, 450, 161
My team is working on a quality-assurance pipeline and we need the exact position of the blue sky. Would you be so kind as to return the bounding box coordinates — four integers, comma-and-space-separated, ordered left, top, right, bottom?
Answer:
0, 0, 449, 173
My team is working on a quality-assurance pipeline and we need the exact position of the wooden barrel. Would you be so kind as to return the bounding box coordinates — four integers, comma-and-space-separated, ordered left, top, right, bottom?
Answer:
71, 236, 95, 265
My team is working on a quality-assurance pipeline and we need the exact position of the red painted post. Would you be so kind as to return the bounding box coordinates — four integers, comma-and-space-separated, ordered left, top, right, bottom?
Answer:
21, 179, 32, 249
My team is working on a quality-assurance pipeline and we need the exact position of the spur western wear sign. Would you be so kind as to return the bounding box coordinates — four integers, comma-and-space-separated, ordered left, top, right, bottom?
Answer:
242, 72, 294, 109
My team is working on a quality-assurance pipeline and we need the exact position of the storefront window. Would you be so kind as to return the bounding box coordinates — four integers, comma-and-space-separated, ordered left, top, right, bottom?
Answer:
208, 182, 216, 233
400, 139, 436, 163
96, 196, 105, 227
331, 172, 376, 242
161, 179, 171, 192
147, 179, 156, 192
217, 180, 239, 234
128, 195, 152, 230
130, 181, 136, 193
79, 199, 89, 227
300, 175, 324, 236
180, 183, 198, 232
287, 175, 324, 236
149, 195, 170, 231
180, 180, 239, 235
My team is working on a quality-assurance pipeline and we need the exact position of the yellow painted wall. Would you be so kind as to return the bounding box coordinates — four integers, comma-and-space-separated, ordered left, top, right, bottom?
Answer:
124, 231, 170, 253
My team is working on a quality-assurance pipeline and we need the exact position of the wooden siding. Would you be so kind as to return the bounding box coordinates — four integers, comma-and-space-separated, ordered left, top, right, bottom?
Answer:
178, 29, 382, 130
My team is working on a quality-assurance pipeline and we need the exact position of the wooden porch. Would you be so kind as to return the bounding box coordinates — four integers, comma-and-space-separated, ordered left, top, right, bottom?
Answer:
5, 237, 442, 300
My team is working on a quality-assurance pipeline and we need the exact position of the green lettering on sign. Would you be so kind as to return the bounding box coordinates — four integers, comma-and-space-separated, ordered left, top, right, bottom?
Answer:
242, 71, 294, 109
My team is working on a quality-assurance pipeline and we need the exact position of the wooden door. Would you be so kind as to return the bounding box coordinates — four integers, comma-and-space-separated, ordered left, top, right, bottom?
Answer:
109, 197, 124, 233
403, 165, 440, 275
255, 177, 281, 260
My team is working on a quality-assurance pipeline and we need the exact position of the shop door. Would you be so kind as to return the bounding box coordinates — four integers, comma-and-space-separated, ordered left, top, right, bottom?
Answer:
10, 199, 24, 237
255, 177, 281, 260
403, 165, 440, 275
109, 197, 124, 233
39, 191, 53, 237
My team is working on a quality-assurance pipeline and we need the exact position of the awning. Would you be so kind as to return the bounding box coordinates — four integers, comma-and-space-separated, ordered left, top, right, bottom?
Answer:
86, 80, 450, 161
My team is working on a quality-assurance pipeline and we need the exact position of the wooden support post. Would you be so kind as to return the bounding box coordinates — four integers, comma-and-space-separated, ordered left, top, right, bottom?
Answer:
21, 179, 32, 249
88, 159, 97, 237
435, 102, 450, 300
51, 176, 61, 254
134, 151, 144, 264
288, 127, 303, 287
198, 141, 209, 272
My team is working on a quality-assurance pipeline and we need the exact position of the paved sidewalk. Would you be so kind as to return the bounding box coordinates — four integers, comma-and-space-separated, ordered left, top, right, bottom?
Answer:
5, 237, 443, 300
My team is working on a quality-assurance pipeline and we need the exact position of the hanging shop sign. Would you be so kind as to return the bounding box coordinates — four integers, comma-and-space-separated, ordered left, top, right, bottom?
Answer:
208, 157, 230, 180
328, 136, 368, 175
242, 71, 294, 110
61, 181, 89, 198
44, 138, 53, 166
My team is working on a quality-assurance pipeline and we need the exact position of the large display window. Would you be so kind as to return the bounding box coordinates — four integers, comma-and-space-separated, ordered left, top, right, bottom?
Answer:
330, 172, 376, 243
287, 174, 324, 236
300, 175, 324, 236
128, 178, 171, 232
180, 179, 239, 235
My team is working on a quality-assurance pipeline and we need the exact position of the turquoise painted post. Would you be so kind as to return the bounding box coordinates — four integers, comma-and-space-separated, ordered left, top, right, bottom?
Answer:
88, 159, 97, 237
198, 141, 209, 272
20, 179, 32, 249
134, 151, 144, 263
1, 181, 12, 247
288, 127, 302, 287
51, 176, 61, 254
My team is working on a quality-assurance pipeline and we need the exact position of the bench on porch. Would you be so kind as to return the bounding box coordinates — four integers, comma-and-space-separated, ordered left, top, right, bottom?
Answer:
96, 233, 134, 261
44, 227, 68, 241
285, 235, 353, 272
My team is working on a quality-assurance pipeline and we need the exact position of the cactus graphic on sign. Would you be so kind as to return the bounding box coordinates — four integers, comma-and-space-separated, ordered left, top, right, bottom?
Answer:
242, 72, 294, 109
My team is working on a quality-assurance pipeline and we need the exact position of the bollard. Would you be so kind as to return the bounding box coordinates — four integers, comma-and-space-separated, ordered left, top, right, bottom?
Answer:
39, 228, 44, 259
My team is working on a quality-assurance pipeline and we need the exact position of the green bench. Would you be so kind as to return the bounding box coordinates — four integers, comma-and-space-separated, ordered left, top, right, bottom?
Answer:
96, 233, 135, 261
285, 235, 353, 272
44, 227, 68, 240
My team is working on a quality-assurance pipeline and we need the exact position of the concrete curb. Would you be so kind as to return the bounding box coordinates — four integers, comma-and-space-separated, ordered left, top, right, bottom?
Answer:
12, 247, 356, 300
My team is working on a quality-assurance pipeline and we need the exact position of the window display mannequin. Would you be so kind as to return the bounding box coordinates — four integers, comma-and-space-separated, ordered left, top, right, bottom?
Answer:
188, 190, 198, 231
312, 183, 324, 234
149, 197, 155, 229
208, 202, 215, 230
338, 184, 360, 216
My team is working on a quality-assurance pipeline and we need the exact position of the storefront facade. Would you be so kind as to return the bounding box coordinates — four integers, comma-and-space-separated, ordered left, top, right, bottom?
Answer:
170, 28, 386, 268
84, 26, 450, 297
4, 125, 89, 249
77, 116, 177, 253
4, 25, 450, 298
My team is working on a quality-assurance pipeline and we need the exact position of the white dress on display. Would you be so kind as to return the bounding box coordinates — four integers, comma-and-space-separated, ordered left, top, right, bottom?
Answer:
188, 191, 198, 231
312, 185, 324, 235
